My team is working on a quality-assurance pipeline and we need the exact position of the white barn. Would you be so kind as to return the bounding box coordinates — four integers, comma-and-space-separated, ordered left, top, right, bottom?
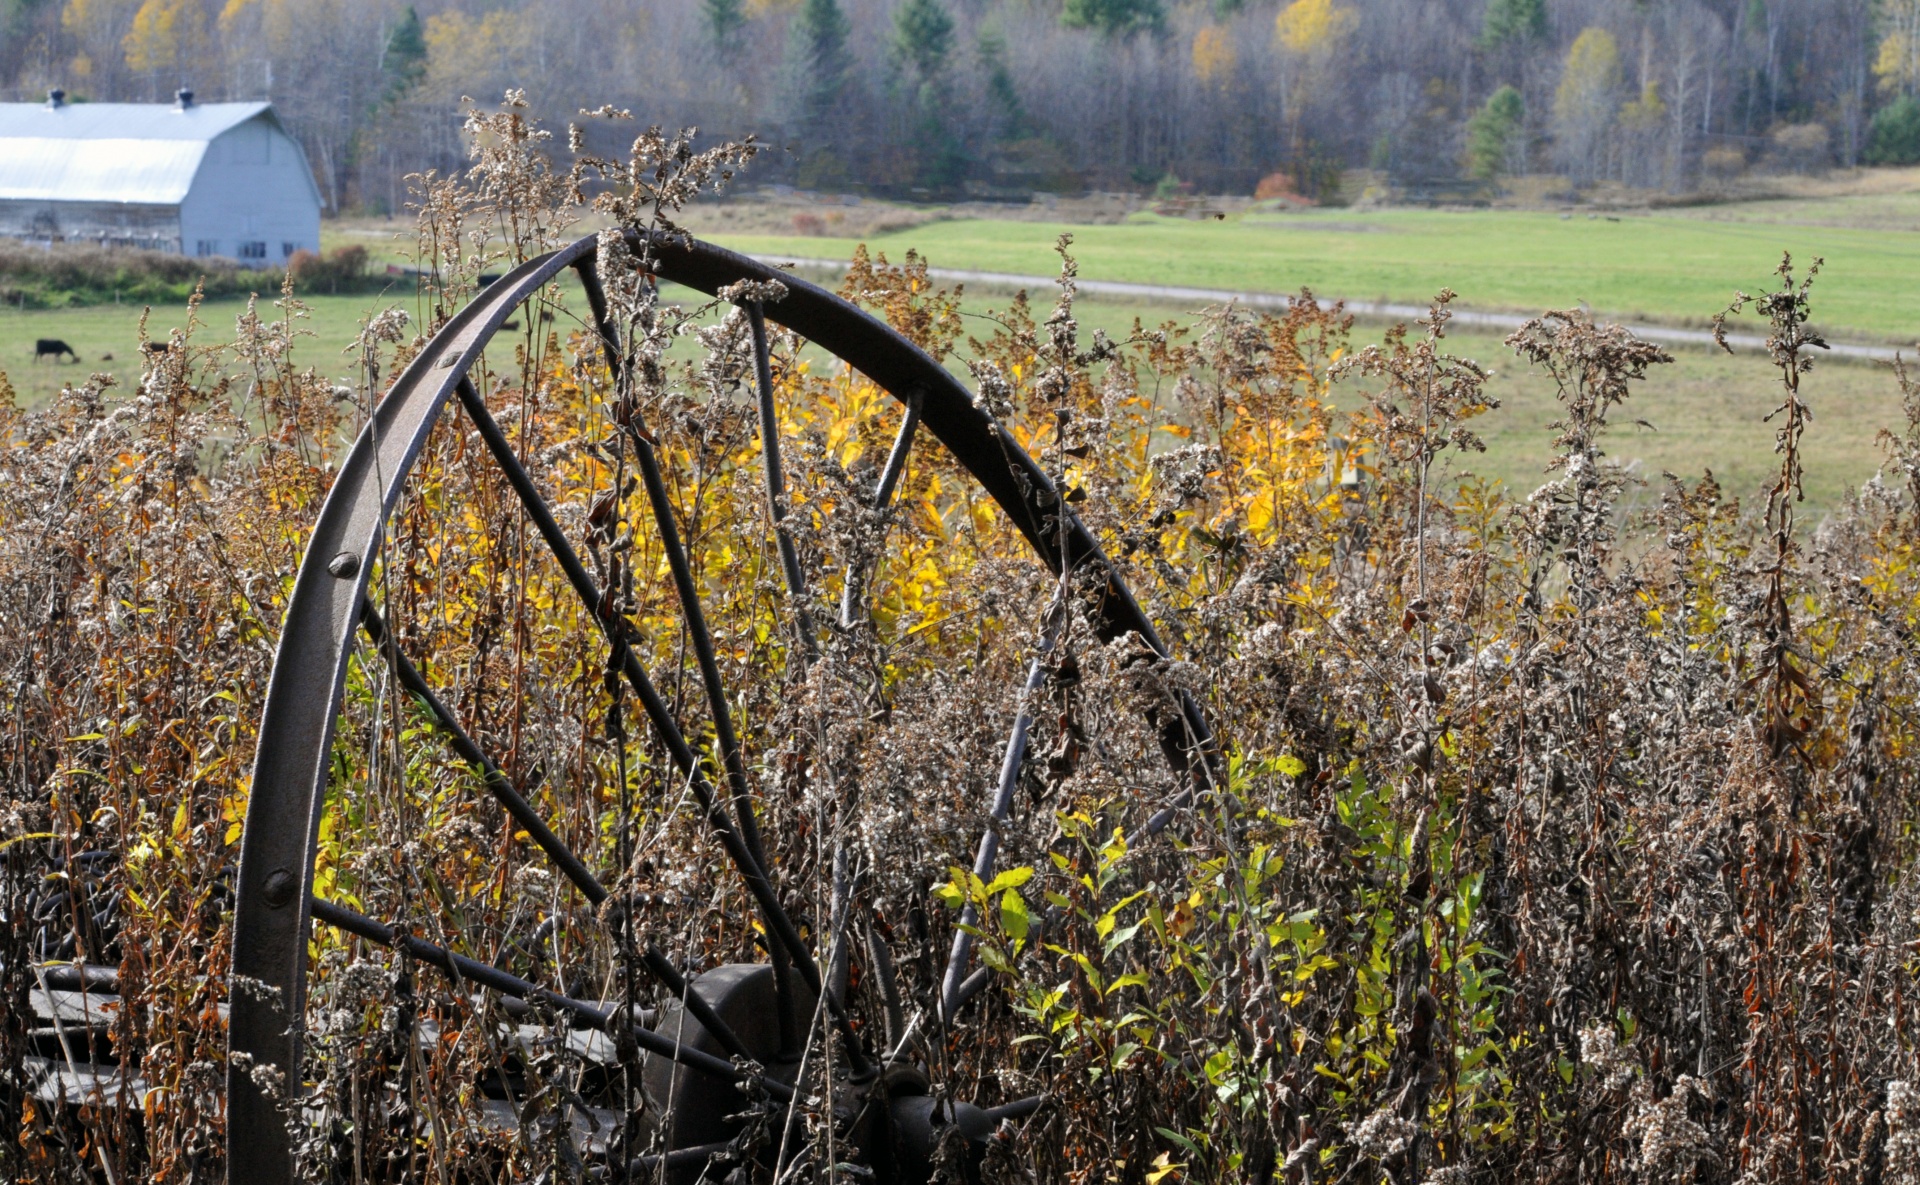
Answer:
0, 90, 321, 263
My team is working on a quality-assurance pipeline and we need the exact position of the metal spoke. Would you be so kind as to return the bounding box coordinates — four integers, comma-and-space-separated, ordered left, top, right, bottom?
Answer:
359, 605, 607, 906
948, 687, 1219, 1016
629, 1141, 738, 1175
572, 261, 771, 877
1137, 691, 1222, 840
948, 691, 1221, 1016
942, 414, 1078, 1017
746, 300, 818, 658
940, 653, 1049, 1020
949, 965, 993, 1014
456, 371, 871, 1075
363, 608, 767, 1065
454, 379, 780, 905
840, 387, 922, 629
309, 897, 793, 1102
571, 262, 800, 1050
871, 387, 923, 511
572, 262, 886, 1065
452, 380, 788, 907
865, 922, 907, 1053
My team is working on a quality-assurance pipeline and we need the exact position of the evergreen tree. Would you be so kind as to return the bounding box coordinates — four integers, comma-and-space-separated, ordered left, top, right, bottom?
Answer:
793, 0, 852, 137
893, 0, 953, 83
1867, 95, 1920, 164
1, 0, 48, 39
977, 25, 1027, 141
893, 0, 965, 191
1466, 84, 1526, 179
704, 0, 746, 61
1480, 0, 1544, 48
1061, 0, 1164, 38
380, 7, 427, 106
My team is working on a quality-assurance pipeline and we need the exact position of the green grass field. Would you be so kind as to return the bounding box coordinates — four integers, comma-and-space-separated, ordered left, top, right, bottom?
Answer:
1, 288, 421, 410
704, 200, 1920, 344
4, 280, 1905, 514
1016, 296, 1910, 512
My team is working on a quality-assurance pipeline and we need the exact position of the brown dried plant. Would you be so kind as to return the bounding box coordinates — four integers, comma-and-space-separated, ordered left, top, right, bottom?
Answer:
5, 104, 1920, 1185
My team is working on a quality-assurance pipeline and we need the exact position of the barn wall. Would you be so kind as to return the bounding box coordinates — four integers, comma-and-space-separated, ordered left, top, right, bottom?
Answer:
177, 118, 322, 263
0, 200, 181, 250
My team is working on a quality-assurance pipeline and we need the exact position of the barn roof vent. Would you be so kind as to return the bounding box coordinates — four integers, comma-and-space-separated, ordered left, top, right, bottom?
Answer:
174, 88, 194, 109
47, 89, 65, 109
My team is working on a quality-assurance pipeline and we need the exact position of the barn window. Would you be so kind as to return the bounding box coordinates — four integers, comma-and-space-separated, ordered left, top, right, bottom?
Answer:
282, 242, 299, 259
196, 240, 219, 257
238, 240, 267, 260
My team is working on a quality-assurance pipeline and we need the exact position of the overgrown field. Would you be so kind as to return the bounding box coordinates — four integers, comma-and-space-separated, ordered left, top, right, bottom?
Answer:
6, 290, 1906, 513
7, 110, 1920, 1185
0, 242, 390, 312
1, 291, 404, 410
703, 195, 1920, 343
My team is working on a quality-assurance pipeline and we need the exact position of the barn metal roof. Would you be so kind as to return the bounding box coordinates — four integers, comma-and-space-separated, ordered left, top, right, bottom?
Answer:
0, 101, 280, 205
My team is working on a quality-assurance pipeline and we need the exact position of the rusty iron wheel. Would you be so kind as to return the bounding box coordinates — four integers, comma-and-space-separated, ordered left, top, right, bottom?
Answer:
224, 231, 1218, 1183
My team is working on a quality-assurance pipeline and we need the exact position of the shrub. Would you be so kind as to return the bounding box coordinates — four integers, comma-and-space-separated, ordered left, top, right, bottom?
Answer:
1701, 143, 1747, 178
1254, 170, 1297, 200
0, 240, 259, 308
0, 240, 382, 308
1466, 83, 1527, 181
8, 101, 1920, 1185
1867, 94, 1920, 165
284, 243, 370, 293
1767, 120, 1831, 171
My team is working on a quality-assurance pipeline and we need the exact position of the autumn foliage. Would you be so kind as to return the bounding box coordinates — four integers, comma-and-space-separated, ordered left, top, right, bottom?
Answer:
6, 105, 1920, 1184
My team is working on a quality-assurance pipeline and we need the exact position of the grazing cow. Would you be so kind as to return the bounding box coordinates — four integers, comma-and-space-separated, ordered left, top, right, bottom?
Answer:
501, 320, 519, 331
99, 353, 114, 362
141, 341, 171, 355
35, 338, 77, 362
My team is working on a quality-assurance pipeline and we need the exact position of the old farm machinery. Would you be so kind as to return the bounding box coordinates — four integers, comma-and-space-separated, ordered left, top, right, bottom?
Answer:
31, 230, 1219, 1183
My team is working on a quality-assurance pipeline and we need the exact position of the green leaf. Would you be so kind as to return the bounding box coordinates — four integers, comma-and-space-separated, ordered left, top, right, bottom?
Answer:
1103, 921, 1143, 958
1458, 1040, 1499, 1072
1000, 889, 1031, 944
1068, 951, 1105, 996
1276, 753, 1306, 778
985, 866, 1035, 895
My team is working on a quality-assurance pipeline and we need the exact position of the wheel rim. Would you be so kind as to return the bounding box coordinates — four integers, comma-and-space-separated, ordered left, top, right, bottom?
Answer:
228, 230, 1219, 1182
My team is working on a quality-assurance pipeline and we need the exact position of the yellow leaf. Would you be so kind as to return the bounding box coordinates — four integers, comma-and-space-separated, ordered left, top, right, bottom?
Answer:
1192, 25, 1235, 84
1276, 0, 1356, 54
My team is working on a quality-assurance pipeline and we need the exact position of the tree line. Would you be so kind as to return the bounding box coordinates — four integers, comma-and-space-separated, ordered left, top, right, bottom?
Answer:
3, 0, 1919, 208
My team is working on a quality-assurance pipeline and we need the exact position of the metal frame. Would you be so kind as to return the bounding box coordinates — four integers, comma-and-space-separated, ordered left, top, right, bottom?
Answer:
228, 230, 1220, 1182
